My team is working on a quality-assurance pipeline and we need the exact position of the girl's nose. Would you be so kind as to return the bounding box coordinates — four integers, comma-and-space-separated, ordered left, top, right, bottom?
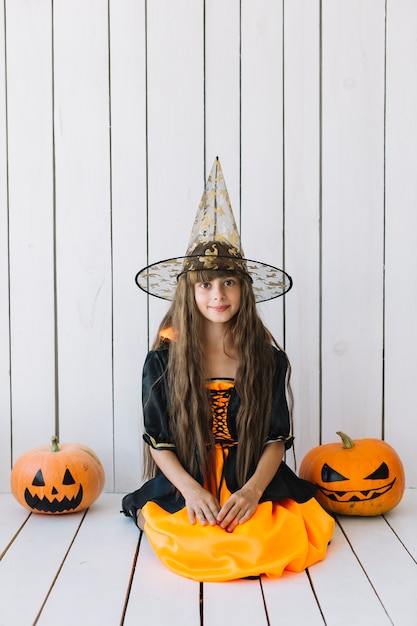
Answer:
212, 284, 225, 300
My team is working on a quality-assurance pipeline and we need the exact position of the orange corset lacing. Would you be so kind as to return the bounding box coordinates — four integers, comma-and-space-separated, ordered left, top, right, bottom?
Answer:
207, 379, 236, 445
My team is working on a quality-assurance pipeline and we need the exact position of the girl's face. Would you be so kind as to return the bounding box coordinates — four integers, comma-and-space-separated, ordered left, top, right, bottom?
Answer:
194, 275, 241, 324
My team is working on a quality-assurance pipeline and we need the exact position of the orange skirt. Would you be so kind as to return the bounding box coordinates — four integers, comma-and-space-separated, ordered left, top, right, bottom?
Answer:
142, 448, 334, 582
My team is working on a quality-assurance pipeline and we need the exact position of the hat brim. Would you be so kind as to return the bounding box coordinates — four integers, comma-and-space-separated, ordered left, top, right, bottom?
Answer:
135, 255, 293, 303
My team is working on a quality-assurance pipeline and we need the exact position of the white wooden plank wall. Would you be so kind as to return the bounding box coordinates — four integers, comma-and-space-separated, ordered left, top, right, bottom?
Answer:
0, 0, 416, 494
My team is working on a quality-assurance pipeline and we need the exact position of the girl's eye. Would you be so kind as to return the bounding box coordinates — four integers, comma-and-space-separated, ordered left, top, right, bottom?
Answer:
199, 283, 210, 289
224, 279, 235, 286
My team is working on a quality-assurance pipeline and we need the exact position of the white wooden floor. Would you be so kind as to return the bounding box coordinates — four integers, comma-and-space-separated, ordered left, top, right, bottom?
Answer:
1, 490, 416, 626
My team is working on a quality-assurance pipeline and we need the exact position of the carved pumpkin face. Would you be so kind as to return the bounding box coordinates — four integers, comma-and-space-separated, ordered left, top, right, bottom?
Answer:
299, 432, 405, 516
10, 437, 105, 515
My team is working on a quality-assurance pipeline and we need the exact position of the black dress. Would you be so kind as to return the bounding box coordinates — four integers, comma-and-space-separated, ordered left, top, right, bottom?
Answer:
122, 343, 334, 582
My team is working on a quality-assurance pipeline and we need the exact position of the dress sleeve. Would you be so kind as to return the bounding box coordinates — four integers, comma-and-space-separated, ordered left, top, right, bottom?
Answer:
266, 347, 294, 450
142, 348, 176, 450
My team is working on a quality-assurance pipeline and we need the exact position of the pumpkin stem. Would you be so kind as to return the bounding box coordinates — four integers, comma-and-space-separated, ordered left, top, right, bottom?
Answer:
336, 431, 355, 449
51, 436, 60, 452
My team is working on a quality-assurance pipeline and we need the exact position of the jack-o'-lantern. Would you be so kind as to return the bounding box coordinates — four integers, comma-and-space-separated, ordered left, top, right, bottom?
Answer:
10, 436, 105, 514
299, 431, 405, 516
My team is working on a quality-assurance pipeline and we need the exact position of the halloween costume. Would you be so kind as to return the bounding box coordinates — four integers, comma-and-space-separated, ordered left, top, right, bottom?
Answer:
123, 158, 334, 581
122, 342, 334, 581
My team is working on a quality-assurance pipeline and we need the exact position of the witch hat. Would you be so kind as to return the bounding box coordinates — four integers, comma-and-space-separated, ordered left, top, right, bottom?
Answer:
135, 158, 292, 302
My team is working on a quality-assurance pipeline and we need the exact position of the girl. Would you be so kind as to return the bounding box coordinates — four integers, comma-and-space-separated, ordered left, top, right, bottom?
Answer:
122, 159, 334, 581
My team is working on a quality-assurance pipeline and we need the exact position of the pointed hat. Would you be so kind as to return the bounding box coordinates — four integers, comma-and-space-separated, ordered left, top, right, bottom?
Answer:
135, 158, 292, 302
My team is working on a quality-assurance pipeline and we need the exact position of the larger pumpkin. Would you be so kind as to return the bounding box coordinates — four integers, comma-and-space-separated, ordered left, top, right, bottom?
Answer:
10, 436, 105, 514
299, 432, 405, 516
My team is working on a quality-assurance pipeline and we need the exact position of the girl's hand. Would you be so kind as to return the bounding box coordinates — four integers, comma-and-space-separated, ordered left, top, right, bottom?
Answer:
216, 441, 285, 533
149, 448, 220, 526
183, 484, 220, 526
216, 485, 261, 533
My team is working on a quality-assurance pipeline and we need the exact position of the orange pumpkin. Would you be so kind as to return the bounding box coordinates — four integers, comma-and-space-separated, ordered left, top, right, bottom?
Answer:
10, 436, 105, 514
299, 431, 405, 516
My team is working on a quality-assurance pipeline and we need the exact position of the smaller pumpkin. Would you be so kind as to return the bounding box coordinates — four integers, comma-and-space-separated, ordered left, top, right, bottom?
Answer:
10, 436, 105, 515
299, 431, 405, 516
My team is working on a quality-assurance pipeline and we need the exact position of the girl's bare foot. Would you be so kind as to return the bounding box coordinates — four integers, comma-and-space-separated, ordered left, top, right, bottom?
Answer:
136, 510, 146, 530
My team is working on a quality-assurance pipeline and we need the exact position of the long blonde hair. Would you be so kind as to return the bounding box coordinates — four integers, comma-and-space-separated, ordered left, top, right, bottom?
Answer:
143, 269, 293, 488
